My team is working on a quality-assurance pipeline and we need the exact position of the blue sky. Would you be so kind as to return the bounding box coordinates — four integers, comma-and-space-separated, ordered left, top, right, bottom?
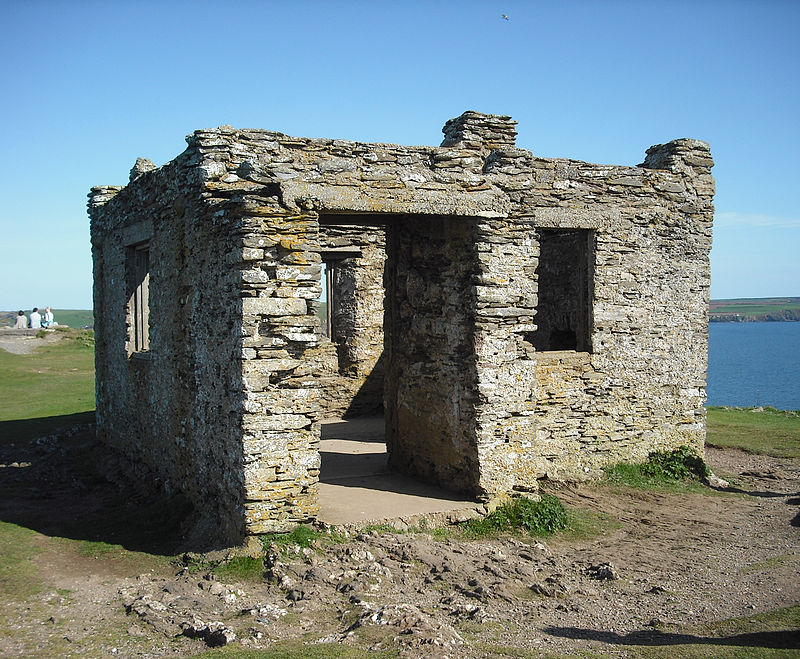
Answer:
1, 0, 798, 310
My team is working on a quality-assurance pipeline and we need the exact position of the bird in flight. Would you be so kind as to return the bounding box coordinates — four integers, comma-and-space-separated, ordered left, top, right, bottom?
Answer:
501, 13, 509, 20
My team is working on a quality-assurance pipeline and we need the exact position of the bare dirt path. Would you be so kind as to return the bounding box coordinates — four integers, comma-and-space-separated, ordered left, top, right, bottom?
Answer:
1, 430, 798, 657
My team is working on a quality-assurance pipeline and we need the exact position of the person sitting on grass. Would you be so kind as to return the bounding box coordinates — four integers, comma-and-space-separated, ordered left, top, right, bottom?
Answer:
42, 307, 55, 328
13, 310, 27, 329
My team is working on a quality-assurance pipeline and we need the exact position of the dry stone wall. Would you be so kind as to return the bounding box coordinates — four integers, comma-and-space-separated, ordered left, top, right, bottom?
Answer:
90, 158, 249, 547
90, 111, 713, 545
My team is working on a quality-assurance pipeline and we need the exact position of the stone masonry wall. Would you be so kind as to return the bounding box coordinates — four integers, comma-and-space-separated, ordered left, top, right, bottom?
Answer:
478, 135, 714, 487
91, 111, 713, 541
90, 157, 249, 547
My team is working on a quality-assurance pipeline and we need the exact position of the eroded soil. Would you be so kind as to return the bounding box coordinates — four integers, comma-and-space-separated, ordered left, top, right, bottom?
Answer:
1, 427, 798, 658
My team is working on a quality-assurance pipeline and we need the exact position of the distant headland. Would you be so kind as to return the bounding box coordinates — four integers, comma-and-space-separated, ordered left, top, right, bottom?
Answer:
709, 297, 800, 322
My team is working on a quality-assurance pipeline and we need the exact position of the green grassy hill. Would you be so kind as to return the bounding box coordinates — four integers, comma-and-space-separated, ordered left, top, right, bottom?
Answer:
709, 297, 800, 322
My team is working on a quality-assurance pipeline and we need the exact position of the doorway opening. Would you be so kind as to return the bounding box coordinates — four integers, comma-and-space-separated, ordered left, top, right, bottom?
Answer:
314, 214, 479, 524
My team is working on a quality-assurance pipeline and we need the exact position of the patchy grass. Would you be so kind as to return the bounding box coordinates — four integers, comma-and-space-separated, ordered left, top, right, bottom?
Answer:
707, 407, 800, 459
74, 539, 126, 558
213, 556, 266, 582
0, 522, 45, 599
261, 525, 324, 552
604, 446, 712, 492
0, 327, 95, 444
192, 640, 398, 658
461, 494, 569, 539
57, 536, 174, 574
738, 555, 790, 576
360, 522, 400, 534
360, 518, 443, 537
557, 506, 623, 543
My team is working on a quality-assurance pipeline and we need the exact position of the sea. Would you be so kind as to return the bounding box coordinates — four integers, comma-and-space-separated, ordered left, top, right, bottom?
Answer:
707, 321, 800, 410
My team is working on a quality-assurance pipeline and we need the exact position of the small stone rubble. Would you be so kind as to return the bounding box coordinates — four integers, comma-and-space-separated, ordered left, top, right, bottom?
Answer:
118, 530, 638, 655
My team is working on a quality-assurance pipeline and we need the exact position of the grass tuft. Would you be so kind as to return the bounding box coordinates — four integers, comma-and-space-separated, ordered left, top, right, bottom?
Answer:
642, 445, 710, 481
213, 556, 265, 582
604, 446, 710, 490
260, 524, 346, 554
462, 494, 569, 538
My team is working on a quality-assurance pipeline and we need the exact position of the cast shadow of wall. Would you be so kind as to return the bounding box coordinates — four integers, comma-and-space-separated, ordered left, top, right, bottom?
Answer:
343, 352, 385, 418
0, 413, 192, 555
543, 626, 800, 650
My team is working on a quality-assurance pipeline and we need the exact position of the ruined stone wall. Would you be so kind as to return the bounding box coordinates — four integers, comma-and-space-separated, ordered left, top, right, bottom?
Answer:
480, 137, 714, 485
91, 112, 713, 539
90, 157, 249, 547
233, 198, 322, 534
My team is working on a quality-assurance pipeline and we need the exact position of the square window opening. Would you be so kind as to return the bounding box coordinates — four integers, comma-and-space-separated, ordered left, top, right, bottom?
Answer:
530, 228, 594, 352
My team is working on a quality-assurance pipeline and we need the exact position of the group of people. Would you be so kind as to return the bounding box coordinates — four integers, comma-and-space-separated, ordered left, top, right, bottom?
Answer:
13, 307, 55, 329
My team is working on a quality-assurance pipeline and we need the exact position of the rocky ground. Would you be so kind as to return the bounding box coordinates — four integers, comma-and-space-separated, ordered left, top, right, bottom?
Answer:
0, 424, 798, 657
0, 327, 65, 354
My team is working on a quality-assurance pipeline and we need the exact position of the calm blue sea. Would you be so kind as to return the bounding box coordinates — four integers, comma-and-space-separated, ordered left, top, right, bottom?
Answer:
707, 321, 800, 410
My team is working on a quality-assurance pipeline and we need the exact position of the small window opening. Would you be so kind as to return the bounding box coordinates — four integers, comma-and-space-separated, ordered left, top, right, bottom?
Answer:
127, 242, 150, 353
320, 250, 360, 340
322, 260, 335, 338
531, 228, 593, 352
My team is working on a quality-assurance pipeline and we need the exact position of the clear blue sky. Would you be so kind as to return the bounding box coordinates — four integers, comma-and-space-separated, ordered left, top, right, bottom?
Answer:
1, 0, 797, 310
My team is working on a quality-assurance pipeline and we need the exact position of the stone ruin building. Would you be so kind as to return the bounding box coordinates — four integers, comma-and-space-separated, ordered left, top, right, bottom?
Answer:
89, 111, 715, 547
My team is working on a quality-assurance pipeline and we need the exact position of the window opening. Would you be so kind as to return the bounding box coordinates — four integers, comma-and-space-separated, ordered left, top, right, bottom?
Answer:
530, 229, 593, 352
127, 242, 150, 353
320, 250, 360, 340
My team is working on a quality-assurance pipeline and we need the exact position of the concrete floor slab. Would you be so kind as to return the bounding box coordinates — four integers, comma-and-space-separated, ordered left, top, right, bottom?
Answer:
318, 417, 477, 525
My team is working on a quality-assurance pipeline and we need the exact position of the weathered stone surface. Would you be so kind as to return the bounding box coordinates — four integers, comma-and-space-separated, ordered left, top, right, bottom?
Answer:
89, 111, 713, 546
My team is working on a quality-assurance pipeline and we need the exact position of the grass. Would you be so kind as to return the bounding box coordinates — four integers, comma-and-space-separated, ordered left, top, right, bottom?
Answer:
738, 555, 789, 576
555, 506, 623, 542
603, 446, 712, 492
74, 539, 127, 558
706, 407, 800, 458
709, 296, 800, 310
49, 309, 94, 329
0, 327, 95, 443
261, 524, 327, 552
0, 521, 45, 599
192, 642, 398, 658
213, 556, 266, 582
461, 494, 569, 538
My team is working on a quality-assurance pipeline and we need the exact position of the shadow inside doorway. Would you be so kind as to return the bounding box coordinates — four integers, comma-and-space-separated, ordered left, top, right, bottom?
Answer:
318, 416, 476, 525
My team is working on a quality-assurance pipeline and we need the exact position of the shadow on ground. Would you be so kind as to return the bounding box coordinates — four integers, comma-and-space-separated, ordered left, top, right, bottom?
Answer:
0, 414, 191, 555
544, 626, 800, 650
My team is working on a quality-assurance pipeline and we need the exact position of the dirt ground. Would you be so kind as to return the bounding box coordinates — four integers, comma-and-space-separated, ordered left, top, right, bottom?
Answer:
0, 424, 798, 658
0, 328, 65, 355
